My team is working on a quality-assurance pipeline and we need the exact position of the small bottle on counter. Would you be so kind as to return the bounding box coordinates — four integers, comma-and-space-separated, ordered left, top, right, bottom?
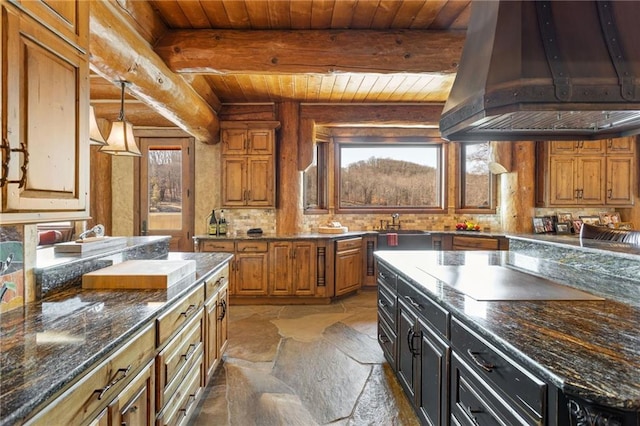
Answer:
218, 210, 228, 235
208, 210, 218, 235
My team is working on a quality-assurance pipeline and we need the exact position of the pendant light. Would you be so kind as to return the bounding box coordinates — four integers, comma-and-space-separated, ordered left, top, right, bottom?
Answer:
99, 81, 141, 156
89, 105, 107, 145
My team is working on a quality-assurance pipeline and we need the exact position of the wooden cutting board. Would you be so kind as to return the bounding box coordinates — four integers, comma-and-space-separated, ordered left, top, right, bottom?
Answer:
54, 237, 127, 254
82, 259, 197, 289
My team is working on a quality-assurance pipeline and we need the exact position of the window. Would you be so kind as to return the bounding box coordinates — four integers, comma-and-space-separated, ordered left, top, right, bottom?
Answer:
459, 142, 495, 211
336, 139, 445, 212
303, 142, 328, 213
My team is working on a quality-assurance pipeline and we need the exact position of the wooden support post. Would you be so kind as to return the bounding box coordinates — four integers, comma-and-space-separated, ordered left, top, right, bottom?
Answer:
277, 101, 303, 234
501, 142, 536, 233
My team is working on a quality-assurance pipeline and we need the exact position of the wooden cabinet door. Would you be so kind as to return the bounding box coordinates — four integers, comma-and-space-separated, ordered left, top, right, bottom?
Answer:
606, 157, 634, 205
335, 247, 363, 296
269, 242, 293, 295
247, 129, 274, 155
292, 241, 316, 296
217, 285, 229, 357
549, 157, 577, 205
221, 129, 247, 155
549, 141, 578, 155
235, 253, 268, 296
221, 157, 247, 206
246, 156, 274, 207
204, 297, 219, 379
577, 157, 606, 204
397, 300, 418, 401
108, 361, 155, 426
606, 137, 635, 154
2, 6, 89, 221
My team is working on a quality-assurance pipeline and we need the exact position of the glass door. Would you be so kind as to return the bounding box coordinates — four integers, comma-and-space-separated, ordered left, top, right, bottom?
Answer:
138, 136, 194, 251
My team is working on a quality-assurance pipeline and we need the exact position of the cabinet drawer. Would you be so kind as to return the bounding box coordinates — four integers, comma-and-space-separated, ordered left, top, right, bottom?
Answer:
397, 276, 449, 338
157, 285, 205, 347
451, 317, 546, 423
27, 324, 156, 426
156, 353, 203, 426
236, 240, 268, 252
377, 261, 397, 290
336, 237, 362, 252
378, 318, 397, 369
205, 264, 230, 301
452, 236, 499, 250
451, 352, 530, 426
201, 240, 234, 252
156, 310, 204, 411
377, 282, 397, 328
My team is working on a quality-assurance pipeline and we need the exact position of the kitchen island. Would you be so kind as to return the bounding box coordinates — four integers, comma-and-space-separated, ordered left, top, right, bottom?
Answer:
0, 250, 232, 425
375, 248, 639, 425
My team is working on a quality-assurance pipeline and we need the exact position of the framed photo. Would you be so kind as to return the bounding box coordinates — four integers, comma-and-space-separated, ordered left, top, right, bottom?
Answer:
610, 212, 621, 224
599, 212, 615, 226
533, 217, 546, 234
616, 222, 633, 230
542, 216, 554, 233
555, 222, 571, 234
557, 212, 573, 223
572, 219, 583, 234
580, 215, 600, 226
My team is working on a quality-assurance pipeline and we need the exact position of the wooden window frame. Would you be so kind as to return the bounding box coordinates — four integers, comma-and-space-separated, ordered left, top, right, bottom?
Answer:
456, 142, 497, 214
334, 137, 447, 214
303, 142, 329, 214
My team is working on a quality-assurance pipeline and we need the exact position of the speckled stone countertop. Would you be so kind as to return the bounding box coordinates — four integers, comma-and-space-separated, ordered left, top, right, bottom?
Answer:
0, 251, 233, 426
375, 250, 640, 411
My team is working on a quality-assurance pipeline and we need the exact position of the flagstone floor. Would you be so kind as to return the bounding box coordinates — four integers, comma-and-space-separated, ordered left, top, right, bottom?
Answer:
189, 290, 419, 425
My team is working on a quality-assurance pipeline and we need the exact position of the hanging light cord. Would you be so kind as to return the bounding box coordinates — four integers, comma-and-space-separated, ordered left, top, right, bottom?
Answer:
117, 82, 126, 121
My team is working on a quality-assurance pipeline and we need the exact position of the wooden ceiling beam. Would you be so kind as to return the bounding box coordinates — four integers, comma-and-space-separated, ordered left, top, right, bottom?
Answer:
300, 103, 444, 126
156, 29, 464, 74
89, 0, 220, 143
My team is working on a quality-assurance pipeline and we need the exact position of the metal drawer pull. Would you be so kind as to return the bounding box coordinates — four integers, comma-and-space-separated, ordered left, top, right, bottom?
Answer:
218, 299, 227, 320
378, 333, 389, 343
179, 393, 197, 417
407, 328, 420, 356
180, 304, 197, 317
465, 405, 484, 425
94, 365, 132, 400
378, 299, 388, 308
467, 349, 495, 372
182, 343, 197, 361
404, 295, 422, 310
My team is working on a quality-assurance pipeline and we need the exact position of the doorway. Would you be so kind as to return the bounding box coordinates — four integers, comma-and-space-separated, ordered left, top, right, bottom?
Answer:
136, 131, 194, 252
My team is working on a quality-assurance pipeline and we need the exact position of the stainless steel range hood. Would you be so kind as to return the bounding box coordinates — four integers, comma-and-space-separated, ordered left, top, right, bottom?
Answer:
440, 1, 640, 141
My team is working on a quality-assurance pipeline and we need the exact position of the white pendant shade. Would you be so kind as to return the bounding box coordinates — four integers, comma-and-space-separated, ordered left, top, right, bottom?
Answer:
89, 105, 107, 146
100, 120, 141, 156
98, 81, 141, 156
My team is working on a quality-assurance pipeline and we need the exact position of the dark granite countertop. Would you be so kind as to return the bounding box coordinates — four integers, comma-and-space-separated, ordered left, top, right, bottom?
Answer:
0, 251, 233, 426
375, 250, 640, 411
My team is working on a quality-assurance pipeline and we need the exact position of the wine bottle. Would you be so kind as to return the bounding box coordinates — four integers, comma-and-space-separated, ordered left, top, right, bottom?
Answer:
218, 210, 227, 235
208, 209, 218, 235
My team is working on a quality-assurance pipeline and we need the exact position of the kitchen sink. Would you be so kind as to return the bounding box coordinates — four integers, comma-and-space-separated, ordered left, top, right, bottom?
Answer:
376, 231, 432, 250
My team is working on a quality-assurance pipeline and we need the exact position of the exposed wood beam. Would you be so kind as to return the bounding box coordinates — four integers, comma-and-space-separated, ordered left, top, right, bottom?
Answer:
300, 103, 444, 126
89, 0, 220, 143
156, 29, 464, 74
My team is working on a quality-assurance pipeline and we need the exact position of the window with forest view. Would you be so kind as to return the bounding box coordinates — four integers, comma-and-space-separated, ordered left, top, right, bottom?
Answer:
338, 143, 443, 211
460, 142, 493, 210
147, 148, 182, 230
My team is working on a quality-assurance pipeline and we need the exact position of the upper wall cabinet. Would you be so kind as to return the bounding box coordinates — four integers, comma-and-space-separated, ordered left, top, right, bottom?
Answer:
536, 137, 636, 207
220, 122, 279, 208
1, 1, 90, 224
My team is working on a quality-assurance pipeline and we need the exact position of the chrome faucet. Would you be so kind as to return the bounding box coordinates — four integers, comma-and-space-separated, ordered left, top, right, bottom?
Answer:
390, 213, 400, 230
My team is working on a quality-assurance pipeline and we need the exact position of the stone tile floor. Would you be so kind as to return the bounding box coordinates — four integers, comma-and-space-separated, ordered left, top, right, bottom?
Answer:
190, 290, 419, 425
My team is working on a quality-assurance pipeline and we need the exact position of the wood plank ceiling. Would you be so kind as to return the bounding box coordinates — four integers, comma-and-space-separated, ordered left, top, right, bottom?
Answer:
90, 0, 470, 131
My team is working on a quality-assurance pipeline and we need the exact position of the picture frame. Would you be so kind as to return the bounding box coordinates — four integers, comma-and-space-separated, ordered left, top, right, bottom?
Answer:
580, 215, 600, 226
542, 216, 554, 233
557, 212, 573, 223
598, 212, 615, 226
555, 222, 571, 234
572, 219, 583, 234
616, 222, 633, 230
532, 217, 546, 234
610, 212, 621, 224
